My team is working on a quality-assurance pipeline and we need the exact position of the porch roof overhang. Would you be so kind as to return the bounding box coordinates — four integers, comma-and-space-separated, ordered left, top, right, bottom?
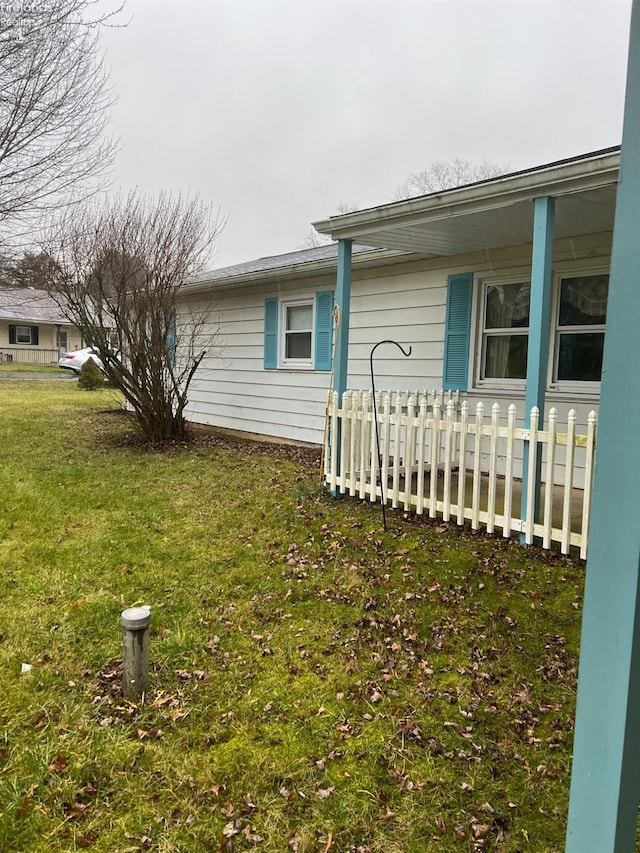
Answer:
312, 148, 620, 257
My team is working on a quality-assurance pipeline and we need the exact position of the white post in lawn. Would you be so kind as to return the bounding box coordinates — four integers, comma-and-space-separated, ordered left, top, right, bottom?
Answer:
121, 606, 151, 700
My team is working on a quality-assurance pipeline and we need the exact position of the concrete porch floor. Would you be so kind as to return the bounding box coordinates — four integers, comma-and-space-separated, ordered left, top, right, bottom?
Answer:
398, 470, 586, 533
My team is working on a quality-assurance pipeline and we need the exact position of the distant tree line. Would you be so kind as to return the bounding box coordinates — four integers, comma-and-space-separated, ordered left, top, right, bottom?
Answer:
0, 251, 60, 290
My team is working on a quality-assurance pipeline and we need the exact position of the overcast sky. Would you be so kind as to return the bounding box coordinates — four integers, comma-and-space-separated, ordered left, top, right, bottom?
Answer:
100, 0, 632, 269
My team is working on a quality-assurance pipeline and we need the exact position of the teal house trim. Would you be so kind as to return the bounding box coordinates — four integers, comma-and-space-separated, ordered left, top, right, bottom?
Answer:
263, 297, 278, 369
565, 1, 640, 849
333, 239, 352, 401
330, 239, 352, 496
443, 272, 474, 392
314, 290, 334, 371
521, 196, 555, 539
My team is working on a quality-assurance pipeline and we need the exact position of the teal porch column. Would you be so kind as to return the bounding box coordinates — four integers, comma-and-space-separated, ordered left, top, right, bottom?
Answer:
329, 238, 352, 496
333, 239, 352, 402
565, 2, 640, 850
520, 195, 555, 540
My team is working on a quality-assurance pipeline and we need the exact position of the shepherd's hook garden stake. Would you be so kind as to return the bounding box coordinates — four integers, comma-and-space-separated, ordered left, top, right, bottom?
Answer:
369, 340, 412, 531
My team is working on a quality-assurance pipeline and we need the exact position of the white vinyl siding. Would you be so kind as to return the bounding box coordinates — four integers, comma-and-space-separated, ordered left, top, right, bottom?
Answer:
183, 283, 336, 445
180, 233, 611, 461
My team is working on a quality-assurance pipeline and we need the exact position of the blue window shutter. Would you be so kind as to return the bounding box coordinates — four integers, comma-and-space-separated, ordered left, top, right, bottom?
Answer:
166, 310, 176, 366
443, 272, 473, 391
264, 298, 278, 369
8, 325, 16, 344
314, 291, 334, 371
31, 326, 39, 346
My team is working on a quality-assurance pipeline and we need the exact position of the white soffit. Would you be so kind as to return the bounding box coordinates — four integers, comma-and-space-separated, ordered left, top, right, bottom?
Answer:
313, 152, 619, 257
345, 186, 617, 256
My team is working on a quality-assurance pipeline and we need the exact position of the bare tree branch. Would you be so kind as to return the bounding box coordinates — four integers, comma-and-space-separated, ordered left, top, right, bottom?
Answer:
0, 0, 122, 248
44, 192, 225, 443
392, 159, 509, 200
299, 199, 359, 248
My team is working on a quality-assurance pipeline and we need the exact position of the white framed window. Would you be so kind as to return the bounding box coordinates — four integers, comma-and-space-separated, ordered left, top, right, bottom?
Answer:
448, 263, 610, 396
280, 297, 314, 367
16, 325, 33, 344
264, 291, 333, 372
550, 271, 608, 390
476, 278, 531, 387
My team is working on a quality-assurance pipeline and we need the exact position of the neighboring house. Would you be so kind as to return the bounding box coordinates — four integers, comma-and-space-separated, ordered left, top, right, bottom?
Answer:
180, 147, 616, 452
0, 288, 83, 364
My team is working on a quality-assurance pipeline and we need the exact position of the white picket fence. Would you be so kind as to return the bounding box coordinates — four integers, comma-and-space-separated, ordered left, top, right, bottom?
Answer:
324, 390, 598, 559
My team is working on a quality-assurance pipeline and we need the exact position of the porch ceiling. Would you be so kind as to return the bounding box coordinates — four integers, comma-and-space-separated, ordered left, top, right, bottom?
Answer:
312, 150, 619, 257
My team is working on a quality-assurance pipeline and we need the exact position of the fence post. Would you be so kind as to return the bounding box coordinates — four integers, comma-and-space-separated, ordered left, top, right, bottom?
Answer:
471, 402, 484, 530
429, 397, 441, 518
442, 399, 455, 522
579, 410, 598, 560
456, 401, 469, 526
542, 407, 558, 550
503, 404, 517, 538
560, 409, 577, 555
524, 407, 540, 545
404, 393, 416, 511
121, 606, 151, 700
329, 392, 339, 494
486, 403, 500, 534
391, 392, 402, 508
369, 392, 381, 503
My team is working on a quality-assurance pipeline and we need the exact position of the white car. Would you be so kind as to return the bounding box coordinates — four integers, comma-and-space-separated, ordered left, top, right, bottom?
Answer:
58, 346, 104, 374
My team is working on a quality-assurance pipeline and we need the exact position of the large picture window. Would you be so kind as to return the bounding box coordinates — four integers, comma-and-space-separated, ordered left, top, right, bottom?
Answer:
446, 267, 609, 395
479, 280, 530, 381
553, 273, 608, 384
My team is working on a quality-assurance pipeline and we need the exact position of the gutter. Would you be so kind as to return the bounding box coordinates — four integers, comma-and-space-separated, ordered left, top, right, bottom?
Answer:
180, 246, 407, 294
312, 150, 620, 240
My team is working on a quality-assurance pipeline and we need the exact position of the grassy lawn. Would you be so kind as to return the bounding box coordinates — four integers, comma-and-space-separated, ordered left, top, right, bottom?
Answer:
0, 364, 65, 373
0, 382, 586, 852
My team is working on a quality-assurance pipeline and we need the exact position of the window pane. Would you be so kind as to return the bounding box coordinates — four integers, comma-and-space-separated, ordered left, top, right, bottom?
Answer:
286, 304, 312, 332
557, 332, 604, 381
16, 326, 31, 344
484, 335, 528, 379
559, 275, 608, 326
286, 331, 311, 359
485, 282, 530, 329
